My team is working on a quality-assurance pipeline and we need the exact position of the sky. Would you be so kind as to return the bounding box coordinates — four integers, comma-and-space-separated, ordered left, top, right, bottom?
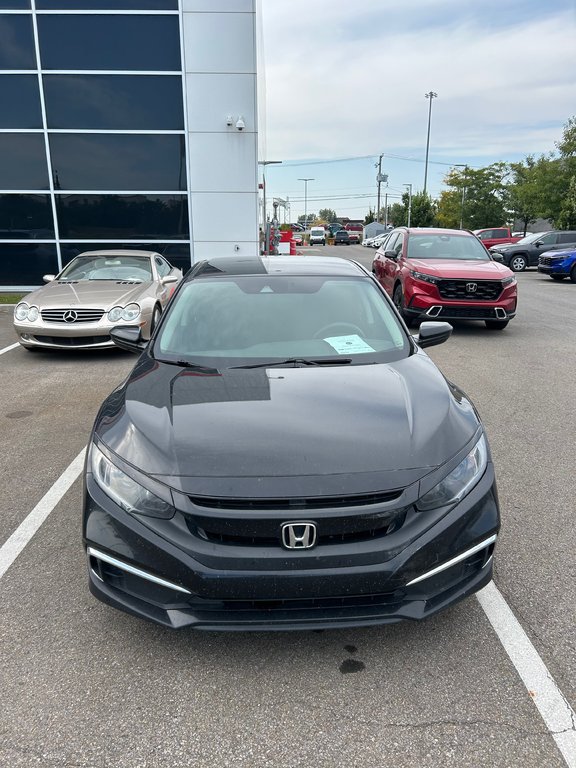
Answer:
259, 0, 576, 223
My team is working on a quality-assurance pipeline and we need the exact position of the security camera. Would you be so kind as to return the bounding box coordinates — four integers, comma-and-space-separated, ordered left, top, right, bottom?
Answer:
236, 116, 246, 132
226, 115, 233, 127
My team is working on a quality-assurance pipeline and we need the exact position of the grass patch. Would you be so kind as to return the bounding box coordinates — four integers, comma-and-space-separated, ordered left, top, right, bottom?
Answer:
0, 293, 26, 304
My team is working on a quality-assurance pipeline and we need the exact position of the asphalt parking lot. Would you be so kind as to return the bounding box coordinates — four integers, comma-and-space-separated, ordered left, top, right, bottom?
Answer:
0, 248, 575, 767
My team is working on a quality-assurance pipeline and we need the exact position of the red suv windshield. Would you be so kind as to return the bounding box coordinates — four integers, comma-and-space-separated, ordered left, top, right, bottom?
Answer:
407, 233, 490, 261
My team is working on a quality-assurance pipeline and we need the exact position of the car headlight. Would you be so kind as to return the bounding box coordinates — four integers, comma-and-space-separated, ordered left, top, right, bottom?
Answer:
108, 303, 141, 323
416, 434, 487, 511
27, 305, 39, 322
410, 270, 438, 284
14, 302, 30, 321
90, 443, 175, 519
501, 276, 516, 286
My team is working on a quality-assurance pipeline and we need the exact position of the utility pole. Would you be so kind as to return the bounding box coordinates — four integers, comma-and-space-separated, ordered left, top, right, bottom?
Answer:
384, 193, 388, 228
375, 154, 388, 223
404, 183, 413, 227
298, 178, 314, 231
423, 91, 438, 195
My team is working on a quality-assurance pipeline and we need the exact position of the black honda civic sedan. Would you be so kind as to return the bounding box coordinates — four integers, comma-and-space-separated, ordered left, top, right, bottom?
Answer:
83, 256, 499, 630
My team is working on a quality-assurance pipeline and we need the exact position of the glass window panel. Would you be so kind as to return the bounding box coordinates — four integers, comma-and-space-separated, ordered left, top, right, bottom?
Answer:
56, 195, 189, 239
37, 0, 176, 8
0, 1, 30, 8
38, 15, 181, 71
43, 75, 183, 130
49, 134, 186, 191
0, 195, 55, 236
0, 134, 49, 190
0, 15, 36, 69
61, 242, 190, 272
0, 75, 42, 128
0, 242, 57, 286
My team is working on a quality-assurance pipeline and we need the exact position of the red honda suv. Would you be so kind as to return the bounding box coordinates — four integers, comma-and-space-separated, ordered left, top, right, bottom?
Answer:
372, 228, 517, 330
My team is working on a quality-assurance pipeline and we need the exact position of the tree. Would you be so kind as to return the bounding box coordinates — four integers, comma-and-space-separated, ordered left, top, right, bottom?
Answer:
364, 208, 375, 224
437, 164, 509, 229
298, 212, 316, 226
389, 201, 408, 227
318, 208, 337, 223
410, 192, 436, 227
506, 157, 539, 233
557, 175, 576, 229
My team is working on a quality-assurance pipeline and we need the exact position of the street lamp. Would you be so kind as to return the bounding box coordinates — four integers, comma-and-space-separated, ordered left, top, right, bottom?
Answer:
258, 160, 282, 255
298, 178, 314, 231
423, 91, 438, 195
403, 183, 413, 227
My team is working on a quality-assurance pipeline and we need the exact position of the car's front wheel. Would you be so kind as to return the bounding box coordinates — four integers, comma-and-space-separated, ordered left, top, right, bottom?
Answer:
570, 265, 576, 283
550, 274, 566, 281
509, 255, 528, 272
150, 305, 162, 334
393, 284, 414, 325
485, 320, 509, 330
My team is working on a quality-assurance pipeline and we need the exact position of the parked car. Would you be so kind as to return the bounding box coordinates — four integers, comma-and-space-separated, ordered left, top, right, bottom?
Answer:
473, 227, 521, 250
372, 227, 517, 329
292, 232, 304, 247
290, 223, 305, 232
83, 254, 500, 630
362, 236, 376, 247
371, 232, 392, 249
309, 226, 327, 246
13, 250, 182, 350
538, 249, 576, 281
334, 230, 351, 245
490, 231, 576, 271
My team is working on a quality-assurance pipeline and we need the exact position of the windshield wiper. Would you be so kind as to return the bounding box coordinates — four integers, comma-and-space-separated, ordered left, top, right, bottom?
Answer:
232, 357, 352, 369
156, 358, 220, 374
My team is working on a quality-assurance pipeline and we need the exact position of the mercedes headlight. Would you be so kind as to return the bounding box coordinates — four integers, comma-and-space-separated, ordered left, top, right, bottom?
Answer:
90, 443, 174, 519
14, 303, 30, 321
416, 434, 487, 511
108, 303, 141, 323
14, 303, 39, 322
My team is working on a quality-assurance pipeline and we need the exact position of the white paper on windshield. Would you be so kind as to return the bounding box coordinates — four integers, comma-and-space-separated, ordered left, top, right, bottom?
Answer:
323, 335, 375, 354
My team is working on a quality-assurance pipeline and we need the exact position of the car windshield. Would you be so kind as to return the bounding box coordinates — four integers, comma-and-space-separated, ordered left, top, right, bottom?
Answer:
58, 255, 152, 281
516, 232, 548, 244
407, 233, 490, 260
154, 275, 410, 366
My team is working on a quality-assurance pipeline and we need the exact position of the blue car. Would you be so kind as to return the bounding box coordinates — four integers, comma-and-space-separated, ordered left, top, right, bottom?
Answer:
538, 249, 576, 281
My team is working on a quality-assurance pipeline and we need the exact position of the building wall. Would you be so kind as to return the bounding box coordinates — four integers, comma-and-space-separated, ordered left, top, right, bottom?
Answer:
0, 0, 258, 288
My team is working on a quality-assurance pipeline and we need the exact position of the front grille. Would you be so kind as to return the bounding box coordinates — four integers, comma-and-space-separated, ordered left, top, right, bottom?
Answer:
539, 257, 552, 266
438, 307, 497, 319
189, 489, 402, 511
41, 308, 105, 323
186, 506, 407, 548
437, 280, 503, 301
33, 334, 110, 346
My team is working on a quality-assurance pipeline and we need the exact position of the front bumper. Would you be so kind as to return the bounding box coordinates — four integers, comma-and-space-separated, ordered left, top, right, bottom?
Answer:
405, 290, 517, 322
83, 465, 500, 630
537, 265, 569, 276
14, 317, 148, 349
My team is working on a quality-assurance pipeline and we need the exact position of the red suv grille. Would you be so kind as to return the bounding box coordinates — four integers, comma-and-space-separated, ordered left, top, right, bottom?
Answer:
437, 280, 503, 301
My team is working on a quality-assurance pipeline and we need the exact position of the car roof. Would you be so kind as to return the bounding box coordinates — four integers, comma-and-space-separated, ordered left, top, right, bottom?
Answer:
189, 256, 366, 279
75, 249, 159, 258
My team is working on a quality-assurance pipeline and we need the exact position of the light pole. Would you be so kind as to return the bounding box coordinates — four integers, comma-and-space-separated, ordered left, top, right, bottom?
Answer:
423, 91, 437, 195
375, 154, 388, 223
403, 183, 412, 227
259, 160, 282, 255
298, 178, 314, 231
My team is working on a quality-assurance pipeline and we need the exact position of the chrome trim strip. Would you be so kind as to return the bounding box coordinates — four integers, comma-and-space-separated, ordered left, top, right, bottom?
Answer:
87, 547, 191, 595
426, 305, 443, 317
406, 534, 497, 586
495, 307, 507, 319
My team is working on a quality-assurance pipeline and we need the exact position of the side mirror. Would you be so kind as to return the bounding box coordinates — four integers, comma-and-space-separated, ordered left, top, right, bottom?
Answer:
415, 321, 453, 349
43, 274, 55, 282
110, 326, 147, 354
384, 250, 398, 260
535, 241, 542, 247
161, 275, 179, 285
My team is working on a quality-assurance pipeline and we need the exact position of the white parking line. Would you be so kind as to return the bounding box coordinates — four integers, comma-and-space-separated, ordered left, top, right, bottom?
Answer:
0, 448, 85, 581
477, 582, 576, 768
0, 342, 19, 356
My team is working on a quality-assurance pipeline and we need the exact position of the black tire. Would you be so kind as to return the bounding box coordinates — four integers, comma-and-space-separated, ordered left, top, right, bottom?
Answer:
550, 274, 566, 281
150, 305, 162, 334
485, 320, 509, 330
509, 254, 528, 272
570, 265, 576, 283
393, 284, 414, 325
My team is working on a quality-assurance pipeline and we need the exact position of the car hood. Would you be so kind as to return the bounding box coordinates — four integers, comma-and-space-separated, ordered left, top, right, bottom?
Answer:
541, 248, 575, 258
26, 280, 150, 309
408, 258, 512, 279
95, 352, 480, 497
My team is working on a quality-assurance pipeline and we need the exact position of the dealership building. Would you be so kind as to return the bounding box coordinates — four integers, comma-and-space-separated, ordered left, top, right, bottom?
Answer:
0, 0, 260, 287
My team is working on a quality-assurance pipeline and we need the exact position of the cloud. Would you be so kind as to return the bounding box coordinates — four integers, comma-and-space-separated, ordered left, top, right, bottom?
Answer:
261, 3, 576, 164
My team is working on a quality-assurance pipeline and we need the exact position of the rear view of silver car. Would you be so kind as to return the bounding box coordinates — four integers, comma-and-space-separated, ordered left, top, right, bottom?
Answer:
13, 250, 182, 350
